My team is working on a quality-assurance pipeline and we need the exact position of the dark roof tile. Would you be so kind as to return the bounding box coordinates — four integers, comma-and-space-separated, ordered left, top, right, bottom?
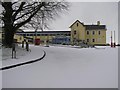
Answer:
85, 25, 106, 30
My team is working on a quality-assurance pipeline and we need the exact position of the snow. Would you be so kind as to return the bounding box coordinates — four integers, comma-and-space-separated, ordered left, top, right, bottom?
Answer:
2, 45, 29, 61
2, 45, 118, 88
2, 45, 44, 67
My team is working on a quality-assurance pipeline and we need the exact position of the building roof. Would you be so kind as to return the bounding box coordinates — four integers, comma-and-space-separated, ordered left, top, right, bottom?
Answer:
69, 20, 84, 28
17, 31, 71, 34
69, 20, 107, 30
85, 25, 106, 30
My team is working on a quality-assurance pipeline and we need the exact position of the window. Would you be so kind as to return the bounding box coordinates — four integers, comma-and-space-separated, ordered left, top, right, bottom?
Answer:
92, 39, 95, 42
49, 34, 52, 36
87, 31, 89, 35
74, 31, 76, 34
33, 34, 35, 36
45, 34, 48, 36
26, 34, 29, 36
23, 34, 26, 37
37, 34, 41, 36
93, 31, 95, 35
68, 34, 71, 36
87, 39, 89, 42
57, 33, 60, 36
77, 23, 79, 27
98, 31, 100, 35
65, 34, 68, 36
30, 34, 33, 36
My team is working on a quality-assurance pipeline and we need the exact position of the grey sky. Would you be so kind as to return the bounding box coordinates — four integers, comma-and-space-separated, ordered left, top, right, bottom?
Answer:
0, 2, 118, 44
49, 2, 118, 44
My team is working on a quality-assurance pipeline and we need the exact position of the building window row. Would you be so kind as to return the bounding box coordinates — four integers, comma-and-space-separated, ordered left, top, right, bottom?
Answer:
17, 33, 70, 36
87, 38, 103, 43
86, 39, 95, 42
86, 31, 101, 35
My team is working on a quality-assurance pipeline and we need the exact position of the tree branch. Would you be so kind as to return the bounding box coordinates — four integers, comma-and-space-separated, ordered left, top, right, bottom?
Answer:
15, 9, 34, 21
12, 2, 26, 21
15, 2, 44, 29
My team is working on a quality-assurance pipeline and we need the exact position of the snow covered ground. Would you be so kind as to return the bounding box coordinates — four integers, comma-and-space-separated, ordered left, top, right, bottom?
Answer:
2, 45, 118, 88
2, 45, 44, 67
2, 44, 30, 60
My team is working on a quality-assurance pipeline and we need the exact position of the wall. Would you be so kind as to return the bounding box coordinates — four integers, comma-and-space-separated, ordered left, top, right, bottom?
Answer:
85, 30, 106, 45
70, 21, 86, 44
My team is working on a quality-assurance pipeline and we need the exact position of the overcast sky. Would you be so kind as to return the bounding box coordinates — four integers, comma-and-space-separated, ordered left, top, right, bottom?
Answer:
49, 2, 118, 44
0, 1, 118, 44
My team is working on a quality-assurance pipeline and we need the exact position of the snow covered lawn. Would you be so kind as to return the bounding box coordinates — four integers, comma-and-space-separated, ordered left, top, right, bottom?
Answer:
2, 45, 45, 67
2, 45, 118, 88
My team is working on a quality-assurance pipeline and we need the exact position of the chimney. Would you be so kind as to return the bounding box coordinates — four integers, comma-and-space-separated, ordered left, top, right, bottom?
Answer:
97, 21, 100, 25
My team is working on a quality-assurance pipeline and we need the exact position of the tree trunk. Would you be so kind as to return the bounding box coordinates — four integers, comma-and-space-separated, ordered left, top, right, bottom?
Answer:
3, 26, 15, 47
2, 2, 15, 47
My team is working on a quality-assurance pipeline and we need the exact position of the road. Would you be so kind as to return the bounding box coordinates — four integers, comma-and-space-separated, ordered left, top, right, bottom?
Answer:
2, 45, 118, 88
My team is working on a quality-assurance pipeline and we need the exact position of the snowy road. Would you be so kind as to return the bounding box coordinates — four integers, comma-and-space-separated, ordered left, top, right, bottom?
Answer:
2, 46, 118, 88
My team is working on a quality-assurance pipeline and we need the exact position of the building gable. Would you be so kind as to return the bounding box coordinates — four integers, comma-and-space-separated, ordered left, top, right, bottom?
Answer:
69, 20, 84, 28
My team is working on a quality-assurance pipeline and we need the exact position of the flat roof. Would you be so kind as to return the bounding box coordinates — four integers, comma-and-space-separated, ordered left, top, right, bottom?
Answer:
17, 31, 71, 34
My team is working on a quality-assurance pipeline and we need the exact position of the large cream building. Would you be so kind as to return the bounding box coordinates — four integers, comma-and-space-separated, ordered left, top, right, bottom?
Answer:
70, 20, 107, 45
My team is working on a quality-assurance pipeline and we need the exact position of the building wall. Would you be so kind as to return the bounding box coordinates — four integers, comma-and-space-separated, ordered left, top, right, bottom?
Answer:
70, 21, 106, 45
70, 21, 86, 44
0, 31, 2, 44
33, 35, 55, 44
14, 34, 24, 43
85, 30, 106, 45
14, 34, 58, 44
0, 32, 2, 40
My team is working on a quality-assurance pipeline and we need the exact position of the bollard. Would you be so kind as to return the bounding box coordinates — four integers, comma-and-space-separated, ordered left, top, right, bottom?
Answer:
26, 42, 29, 51
12, 43, 16, 59
113, 42, 116, 48
111, 42, 113, 47
22, 41, 24, 48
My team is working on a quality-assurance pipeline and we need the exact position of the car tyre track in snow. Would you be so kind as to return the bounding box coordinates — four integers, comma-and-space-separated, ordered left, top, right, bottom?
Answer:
0, 50, 46, 71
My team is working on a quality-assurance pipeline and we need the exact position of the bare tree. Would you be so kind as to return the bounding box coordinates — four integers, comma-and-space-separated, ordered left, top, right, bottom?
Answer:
0, 0, 69, 47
